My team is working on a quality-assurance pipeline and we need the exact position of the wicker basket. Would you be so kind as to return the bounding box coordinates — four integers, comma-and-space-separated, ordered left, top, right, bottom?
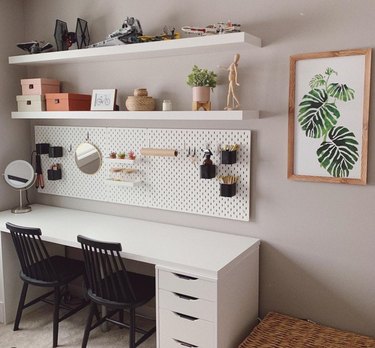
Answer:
239, 312, 375, 348
125, 96, 155, 111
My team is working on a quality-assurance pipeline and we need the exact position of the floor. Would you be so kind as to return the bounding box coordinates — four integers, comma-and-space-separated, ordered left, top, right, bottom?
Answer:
0, 304, 156, 348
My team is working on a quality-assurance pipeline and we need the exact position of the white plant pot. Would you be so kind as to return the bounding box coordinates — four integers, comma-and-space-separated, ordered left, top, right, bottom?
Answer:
192, 86, 211, 103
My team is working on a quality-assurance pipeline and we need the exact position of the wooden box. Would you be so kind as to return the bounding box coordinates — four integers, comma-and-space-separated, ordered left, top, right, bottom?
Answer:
21, 78, 60, 95
45, 93, 91, 111
16, 95, 45, 111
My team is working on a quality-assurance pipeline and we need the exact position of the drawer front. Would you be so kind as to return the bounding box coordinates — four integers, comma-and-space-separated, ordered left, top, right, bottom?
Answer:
159, 308, 214, 348
159, 288, 215, 322
158, 269, 216, 301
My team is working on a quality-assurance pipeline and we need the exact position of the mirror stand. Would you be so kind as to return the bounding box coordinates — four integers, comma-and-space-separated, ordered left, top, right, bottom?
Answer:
12, 190, 32, 214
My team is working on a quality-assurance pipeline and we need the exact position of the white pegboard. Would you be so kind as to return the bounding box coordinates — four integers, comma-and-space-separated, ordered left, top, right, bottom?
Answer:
35, 126, 251, 221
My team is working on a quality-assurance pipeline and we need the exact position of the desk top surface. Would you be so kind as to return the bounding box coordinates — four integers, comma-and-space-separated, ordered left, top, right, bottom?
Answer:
0, 204, 259, 277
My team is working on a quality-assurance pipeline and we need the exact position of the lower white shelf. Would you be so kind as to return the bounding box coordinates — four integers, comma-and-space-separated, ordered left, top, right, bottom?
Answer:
11, 110, 258, 120
105, 179, 143, 187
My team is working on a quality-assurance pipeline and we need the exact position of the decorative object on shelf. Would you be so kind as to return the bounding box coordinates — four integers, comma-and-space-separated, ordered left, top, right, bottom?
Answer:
21, 78, 60, 95
47, 163, 62, 181
110, 167, 137, 174
162, 99, 172, 111
45, 93, 91, 111
126, 88, 155, 111
89, 17, 142, 48
54, 18, 90, 51
117, 152, 126, 159
224, 53, 240, 110
109, 151, 117, 159
17, 41, 53, 54
128, 150, 136, 160
182, 21, 241, 36
16, 95, 46, 112
140, 148, 177, 157
91, 89, 117, 111
138, 26, 180, 42
288, 48, 371, 185
200, 148, 216, 179
3, 160, 36, 213
221, 144, 239, 164
187, 65, 217, 111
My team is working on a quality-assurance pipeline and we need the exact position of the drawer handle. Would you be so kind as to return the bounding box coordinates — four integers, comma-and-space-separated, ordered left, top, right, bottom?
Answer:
173, 311, 198, 321
174, 292, 198, 301
173, 338, 198, 347
173, 273, 198, 281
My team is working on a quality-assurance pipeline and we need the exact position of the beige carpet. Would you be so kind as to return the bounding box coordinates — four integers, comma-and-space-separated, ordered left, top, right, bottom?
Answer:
0, 304, 156, 348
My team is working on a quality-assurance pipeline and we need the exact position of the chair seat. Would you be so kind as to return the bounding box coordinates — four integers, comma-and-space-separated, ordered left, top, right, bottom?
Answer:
21, 255, 85, 286
88, 271, 155, 308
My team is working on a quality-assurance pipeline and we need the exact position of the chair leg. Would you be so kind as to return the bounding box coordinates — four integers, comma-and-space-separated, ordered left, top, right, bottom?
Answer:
129, 307, 136, 348
82, 302, 96, 348
13, 282, 28, 331
53, 286, 61, 348
119, 309, 124, 329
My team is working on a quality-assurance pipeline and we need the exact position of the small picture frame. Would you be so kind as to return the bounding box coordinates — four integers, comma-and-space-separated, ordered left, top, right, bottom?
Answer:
91, 89, 117, 111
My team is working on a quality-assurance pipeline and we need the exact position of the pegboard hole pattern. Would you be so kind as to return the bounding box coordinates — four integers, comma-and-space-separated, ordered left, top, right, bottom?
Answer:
35, 126, 251, 221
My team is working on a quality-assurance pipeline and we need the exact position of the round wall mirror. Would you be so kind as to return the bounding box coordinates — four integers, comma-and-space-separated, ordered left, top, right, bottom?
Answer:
75, 142, 102, 175
3, 160, 36, 213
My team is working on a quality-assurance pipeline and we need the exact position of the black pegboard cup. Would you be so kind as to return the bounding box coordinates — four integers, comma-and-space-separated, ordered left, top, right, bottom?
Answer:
36, 143, 50, 155
200, 165, 216, 179
47, 169, 62, 181
221, 150, 237, 164
220, 183, 236, 197
49, 146, 63, 158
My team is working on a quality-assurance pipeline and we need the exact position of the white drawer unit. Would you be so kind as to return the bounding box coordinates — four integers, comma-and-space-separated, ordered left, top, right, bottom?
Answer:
156, 244, 259, 348
159, 288, 215, 322
158, 269, 216, 301
159, 308, 214, 348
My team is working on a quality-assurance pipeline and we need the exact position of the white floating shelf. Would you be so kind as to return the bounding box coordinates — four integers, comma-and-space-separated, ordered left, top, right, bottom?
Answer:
104, 158, 137, 164
9, 32, 261, 66
105, 179, 143, 187
11, 110, 258, 120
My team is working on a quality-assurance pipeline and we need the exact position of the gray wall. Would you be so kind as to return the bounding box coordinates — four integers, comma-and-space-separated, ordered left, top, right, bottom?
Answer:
19, 0, 375, 337
0, 0, 30, 210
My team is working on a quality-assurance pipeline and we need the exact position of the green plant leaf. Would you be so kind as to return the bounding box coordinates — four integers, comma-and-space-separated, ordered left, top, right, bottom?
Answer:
325, 67, 337, 76
327, 83, 355, 102
309, 74, 325, 89
317, 126, 359, 177
298, 89, 340, 138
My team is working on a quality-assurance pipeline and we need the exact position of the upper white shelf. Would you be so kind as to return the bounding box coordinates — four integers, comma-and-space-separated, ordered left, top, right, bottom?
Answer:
11, 110, 258, 120
8, 32, 261, 66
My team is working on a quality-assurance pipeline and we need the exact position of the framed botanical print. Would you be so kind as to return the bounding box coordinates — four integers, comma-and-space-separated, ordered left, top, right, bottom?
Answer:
288, 48, 371, 185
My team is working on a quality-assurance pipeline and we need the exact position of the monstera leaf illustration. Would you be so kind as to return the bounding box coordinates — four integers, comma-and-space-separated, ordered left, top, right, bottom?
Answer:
316, 126, 359, 177
298, 89, 340, 138
309, 74, 325, 89
327, 83, 355, 102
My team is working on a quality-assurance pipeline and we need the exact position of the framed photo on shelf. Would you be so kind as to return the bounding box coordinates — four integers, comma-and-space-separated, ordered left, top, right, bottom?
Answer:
288, 48, 371, 185
91, 89, 117, 111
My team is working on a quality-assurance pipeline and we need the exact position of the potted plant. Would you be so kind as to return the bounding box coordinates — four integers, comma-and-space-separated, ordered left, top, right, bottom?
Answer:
187, 65, 217, 109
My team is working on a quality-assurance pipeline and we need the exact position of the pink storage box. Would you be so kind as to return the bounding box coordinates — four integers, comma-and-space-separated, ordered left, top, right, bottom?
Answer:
45, 93, 91, 111
21, 78, 60, 95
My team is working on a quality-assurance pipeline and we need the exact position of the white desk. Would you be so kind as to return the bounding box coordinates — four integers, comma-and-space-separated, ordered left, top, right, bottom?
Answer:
0, 204, 259, 348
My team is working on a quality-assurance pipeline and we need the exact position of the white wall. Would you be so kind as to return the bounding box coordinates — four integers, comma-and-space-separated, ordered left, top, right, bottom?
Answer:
20, 0, 375, 337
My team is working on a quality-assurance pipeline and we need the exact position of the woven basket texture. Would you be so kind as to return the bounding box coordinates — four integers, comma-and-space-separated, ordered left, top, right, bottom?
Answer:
239, 312, 375, 348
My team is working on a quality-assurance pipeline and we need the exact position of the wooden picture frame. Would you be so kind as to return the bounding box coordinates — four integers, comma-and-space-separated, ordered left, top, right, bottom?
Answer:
288, 48, 371, 185
91, 89, 117, 111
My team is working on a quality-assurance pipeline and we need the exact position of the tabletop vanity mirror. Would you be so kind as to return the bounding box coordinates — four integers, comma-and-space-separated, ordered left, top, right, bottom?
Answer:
75, 142, 102, 175
3, 160, 36, 213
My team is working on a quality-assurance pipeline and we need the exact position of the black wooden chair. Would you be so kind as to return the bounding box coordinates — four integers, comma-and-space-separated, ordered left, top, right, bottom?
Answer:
77, 235, 156, 348
6, 222, 88, 347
